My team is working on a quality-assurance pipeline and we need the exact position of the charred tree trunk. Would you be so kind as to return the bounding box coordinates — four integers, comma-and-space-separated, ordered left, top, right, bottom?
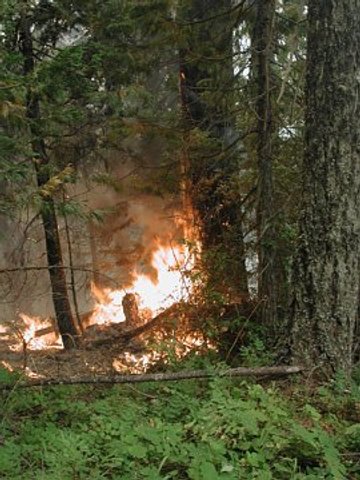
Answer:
290, 0, 360, 376
179, 0, 249, 299
19, 10, 78, 349
122, 293, 142, 328
251, 0, 276, 326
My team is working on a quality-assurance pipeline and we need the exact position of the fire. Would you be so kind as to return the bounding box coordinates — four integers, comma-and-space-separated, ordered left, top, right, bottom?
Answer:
22, 314, 36, 345
7, 313, 61, 351
89, 244, 192, 325
4, 243, 196, 356
112, 351, 160, 374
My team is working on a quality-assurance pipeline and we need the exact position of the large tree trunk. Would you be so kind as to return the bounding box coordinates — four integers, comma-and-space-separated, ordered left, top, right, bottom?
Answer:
19, 9, 78, 349
179, 0, 249, 299
290, 0, 360, 376
251, 0, 276, 326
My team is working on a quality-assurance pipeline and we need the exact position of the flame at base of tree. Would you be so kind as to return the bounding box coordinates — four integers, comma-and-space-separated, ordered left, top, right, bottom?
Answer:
89, 243, 194, 326
0, 238, 216, 379
6, 241, 202, 357
6, 313, 62, 352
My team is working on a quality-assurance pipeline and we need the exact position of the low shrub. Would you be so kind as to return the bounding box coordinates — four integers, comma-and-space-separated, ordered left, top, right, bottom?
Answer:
1, 366, 359, 479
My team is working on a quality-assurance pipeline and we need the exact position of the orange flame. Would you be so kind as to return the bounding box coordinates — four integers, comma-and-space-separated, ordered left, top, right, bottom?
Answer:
10, 243, 195, 355
89, 244, 193, 326
8, 313, 61, 351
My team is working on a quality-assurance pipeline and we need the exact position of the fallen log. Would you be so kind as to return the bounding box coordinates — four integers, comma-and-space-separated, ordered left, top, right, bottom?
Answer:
1, 365, 303, 389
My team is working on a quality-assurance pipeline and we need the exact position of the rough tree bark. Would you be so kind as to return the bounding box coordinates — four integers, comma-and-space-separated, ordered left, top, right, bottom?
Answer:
19, 9, 79, 349
251, 0, 276, 326
290, 0, 360, 376
179, 0, 249, 299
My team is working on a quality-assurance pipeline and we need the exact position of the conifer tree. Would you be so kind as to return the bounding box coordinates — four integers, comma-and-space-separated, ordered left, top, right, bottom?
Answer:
291, 0, 360, 375
179, 0, 249, 298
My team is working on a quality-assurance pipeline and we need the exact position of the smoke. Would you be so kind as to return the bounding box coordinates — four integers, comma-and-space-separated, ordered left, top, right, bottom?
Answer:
87, 190, 183, 287
0, 156, 184, 325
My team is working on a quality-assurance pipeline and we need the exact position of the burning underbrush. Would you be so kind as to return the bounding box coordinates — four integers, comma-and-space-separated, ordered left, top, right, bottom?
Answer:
0, 301, 216, 379
0, 241, 219, 378
88, 244, 194, 325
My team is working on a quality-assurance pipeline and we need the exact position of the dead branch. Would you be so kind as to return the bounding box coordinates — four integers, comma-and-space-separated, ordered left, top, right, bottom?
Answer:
9, 304, 176, 347
1, 366, 303, 389
34, 325, 58, 338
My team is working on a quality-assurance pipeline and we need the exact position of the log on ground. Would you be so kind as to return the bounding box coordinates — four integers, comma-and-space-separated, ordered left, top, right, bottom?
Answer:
1, 365, 304, 389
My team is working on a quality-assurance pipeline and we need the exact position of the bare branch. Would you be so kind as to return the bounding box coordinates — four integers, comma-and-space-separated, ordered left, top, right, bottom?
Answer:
1, 366, 303, 389
0, 266, 121, 289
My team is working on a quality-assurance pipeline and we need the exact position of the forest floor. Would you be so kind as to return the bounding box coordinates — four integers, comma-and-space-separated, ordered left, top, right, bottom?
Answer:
0, 322, 207, 383
0, 303, 212, 381
0, 333, 166, 380
1, 356, 360, 479
1, 316, 360, 479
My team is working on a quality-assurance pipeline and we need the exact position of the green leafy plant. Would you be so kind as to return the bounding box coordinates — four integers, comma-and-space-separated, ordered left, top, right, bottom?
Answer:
1, 372, 358, 480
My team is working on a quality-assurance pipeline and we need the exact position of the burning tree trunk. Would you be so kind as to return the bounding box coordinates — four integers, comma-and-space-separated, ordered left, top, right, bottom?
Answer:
19, 9, 78, 349
178, 0, 249, 299
122, 293, 142, 328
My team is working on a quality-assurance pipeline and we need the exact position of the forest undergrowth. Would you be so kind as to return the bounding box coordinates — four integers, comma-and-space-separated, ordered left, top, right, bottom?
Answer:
1, 350, 360, 480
